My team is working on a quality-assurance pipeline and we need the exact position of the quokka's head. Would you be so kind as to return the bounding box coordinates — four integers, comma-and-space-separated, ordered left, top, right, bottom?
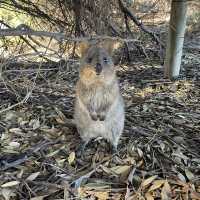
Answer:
79, 41, 116, 85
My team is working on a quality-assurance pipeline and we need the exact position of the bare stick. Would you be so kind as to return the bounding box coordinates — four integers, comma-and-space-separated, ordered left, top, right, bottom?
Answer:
0, 27, 138, 43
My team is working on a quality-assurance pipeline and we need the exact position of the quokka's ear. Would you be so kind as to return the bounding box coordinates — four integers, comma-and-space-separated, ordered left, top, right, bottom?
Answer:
79, 42, 90, 57
100, 40, 120, 56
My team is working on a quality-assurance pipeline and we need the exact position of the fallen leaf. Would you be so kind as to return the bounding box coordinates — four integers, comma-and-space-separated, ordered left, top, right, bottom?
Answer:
8, 142, 20, 149
85, 182, 111, 190
161, 180, 171, 200
40, 127, 60, 134
30, 196, 46, 200
177, 172, 186, 182
110, 165, 132, 180
110, 165, 131, 175
145, 192, 154, 200
1, 188, 16, 200
148, 180, 165, 192
8, 128, 23, 134
29, 119, 40, 130
78, 187, 87, 198
1, 181, 20, 188
5, 111, 18, 121
68, 151, 76, 165
137, 148, 143, 158
56, 158, 66, 167
46, 149, 60, 157
125, 185, 131, 200
101, 165, 112, 174
73, 169, 95, 189
26, 172, 40, 181
185, 169, 194, 181
141, 175, 158, 188
55, 108, 67, 124
128, 167, 136, 183
55, 116, 66, 124
190, 191, 200, 199
17, 169, 24, 179
174, 119, 185, 125
2, 149, 19, 154
94, 191, 109, 200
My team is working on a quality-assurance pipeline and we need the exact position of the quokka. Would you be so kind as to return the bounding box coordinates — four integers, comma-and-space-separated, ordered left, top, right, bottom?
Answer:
74, 41, 124, 151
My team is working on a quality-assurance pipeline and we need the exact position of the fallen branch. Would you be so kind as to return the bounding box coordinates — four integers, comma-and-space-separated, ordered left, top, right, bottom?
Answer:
0, 26, 138, 43
0, 21, 39, 54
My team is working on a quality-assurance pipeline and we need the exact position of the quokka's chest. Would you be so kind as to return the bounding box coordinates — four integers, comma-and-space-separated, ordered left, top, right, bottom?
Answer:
83, 87, 114, 105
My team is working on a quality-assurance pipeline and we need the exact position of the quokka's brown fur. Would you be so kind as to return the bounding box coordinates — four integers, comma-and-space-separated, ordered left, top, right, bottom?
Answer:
74, 41, 124, 149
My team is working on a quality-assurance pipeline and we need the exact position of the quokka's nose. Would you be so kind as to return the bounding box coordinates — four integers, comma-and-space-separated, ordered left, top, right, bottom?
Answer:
95, 63, 102, 75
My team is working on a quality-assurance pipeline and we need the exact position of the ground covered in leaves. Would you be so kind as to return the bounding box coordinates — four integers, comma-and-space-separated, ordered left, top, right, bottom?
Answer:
0, 46, 200, 199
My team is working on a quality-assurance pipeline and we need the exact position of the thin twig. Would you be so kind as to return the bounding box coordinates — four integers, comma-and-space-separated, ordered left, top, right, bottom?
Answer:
118, 0, 164, 48
0, 93, 29, 115
3, 68, 58, 73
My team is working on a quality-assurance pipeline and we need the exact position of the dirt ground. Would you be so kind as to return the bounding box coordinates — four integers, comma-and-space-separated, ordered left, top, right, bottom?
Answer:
0, 26, 200, 200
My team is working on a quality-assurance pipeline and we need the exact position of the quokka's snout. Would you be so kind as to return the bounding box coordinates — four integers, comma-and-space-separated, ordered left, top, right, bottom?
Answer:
95, 63, 102, 75
82, 62, 103, 76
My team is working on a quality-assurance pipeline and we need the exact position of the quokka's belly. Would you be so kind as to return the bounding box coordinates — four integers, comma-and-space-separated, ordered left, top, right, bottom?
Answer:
87, 120, 107, 137
77, 96, 124, 142
84, 119, 117, 142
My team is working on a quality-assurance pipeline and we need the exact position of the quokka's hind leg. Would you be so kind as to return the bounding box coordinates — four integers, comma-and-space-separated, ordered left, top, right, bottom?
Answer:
111, 137, 120, 154
75, 127, 90, 155
111, 144, 118, 154
105, 132, 120, 154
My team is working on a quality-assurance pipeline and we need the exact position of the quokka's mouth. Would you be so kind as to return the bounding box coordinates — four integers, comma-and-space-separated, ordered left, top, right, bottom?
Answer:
96, 72, 101, 76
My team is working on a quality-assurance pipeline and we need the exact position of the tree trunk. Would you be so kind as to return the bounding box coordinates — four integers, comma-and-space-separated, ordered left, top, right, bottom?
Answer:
164, 0, 187, 79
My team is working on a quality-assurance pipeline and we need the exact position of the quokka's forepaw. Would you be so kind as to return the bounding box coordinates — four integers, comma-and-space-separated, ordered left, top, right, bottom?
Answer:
90, 112, 106, 121
90, 113, 98, 121
111, 145, 120, 156
98, 113, 106, 121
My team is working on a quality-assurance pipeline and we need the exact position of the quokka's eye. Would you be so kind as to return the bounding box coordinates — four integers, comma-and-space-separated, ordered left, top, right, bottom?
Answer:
103, 57, 108, 63
87, 57, 92, 63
